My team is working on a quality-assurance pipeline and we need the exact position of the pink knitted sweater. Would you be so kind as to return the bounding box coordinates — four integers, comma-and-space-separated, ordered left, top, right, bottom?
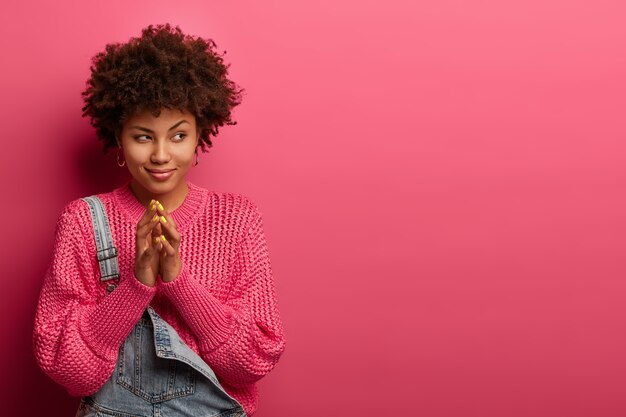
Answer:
33, 180, 286, 416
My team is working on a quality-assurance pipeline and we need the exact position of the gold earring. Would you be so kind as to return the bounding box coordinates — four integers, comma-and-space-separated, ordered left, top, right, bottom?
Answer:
117, 148, 126, 167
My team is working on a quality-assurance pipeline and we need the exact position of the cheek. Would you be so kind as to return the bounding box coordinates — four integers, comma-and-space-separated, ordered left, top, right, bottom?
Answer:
125, 154, 141, 166
175, 147, 197, 163
123, 145, 148, 160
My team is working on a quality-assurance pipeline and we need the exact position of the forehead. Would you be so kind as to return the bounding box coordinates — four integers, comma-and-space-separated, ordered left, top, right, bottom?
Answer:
124, 107, 195, 127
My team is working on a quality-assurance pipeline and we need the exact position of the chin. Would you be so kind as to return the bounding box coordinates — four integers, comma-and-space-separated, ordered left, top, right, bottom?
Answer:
132, 178, 173, 194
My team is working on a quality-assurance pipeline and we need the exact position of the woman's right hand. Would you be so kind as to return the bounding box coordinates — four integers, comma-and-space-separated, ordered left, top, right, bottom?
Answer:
133, 201, 161, 287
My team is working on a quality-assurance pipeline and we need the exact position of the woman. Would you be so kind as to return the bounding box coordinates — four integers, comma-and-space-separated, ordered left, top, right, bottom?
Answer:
32, 23, 285, 417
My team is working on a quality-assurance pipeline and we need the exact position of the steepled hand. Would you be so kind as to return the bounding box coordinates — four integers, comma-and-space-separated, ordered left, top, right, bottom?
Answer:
151, 200, 183, 282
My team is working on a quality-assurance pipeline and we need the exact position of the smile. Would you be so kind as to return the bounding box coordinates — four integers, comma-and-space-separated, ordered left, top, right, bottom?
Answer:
146, 169, 175, 181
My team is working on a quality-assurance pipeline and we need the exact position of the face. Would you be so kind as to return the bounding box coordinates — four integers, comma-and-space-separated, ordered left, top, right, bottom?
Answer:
117, 107, 200, 202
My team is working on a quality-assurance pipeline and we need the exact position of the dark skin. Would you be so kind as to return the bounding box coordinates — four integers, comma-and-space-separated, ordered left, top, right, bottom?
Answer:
134, 199, 183, 287
117, 107, 201, 288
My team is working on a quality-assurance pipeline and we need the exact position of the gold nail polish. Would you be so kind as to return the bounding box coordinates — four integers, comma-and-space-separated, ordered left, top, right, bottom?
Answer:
152, 214, 159, 222
160, 216, 167, 224
157, 202, 165, 211
161, 235, 168, 243
150, 199, 155, 205
154, 237, 160, 245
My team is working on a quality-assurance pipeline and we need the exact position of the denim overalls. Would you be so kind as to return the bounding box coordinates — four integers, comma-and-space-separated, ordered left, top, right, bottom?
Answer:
76, 196, 247, 417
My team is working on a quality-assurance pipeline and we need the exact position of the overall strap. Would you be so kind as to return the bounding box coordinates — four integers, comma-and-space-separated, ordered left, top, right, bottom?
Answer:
81, 195, 120, 294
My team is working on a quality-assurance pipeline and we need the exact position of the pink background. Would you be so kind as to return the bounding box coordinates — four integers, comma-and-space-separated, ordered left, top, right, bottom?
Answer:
1, 1, 626, 416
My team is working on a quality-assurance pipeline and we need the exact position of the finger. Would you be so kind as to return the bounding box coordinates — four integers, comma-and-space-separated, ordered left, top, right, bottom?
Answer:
157, 215, 181, 250
139, 212, 161, 236
139, 242, 157, 264
152, 221, 163, 238
137, 200, 159, 228
150, 222, 163, 253
136, 214, 160, 252
154, 203, 177, 230
150, 226, 161, 249
158, 234, 176, 256
153, 236, 164, 252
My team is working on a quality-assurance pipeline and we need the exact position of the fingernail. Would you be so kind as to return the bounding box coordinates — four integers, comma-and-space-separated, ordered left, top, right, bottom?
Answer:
160, 216, 167, 224
152, 214, 159, 222
154, 237, 161, 245
161, 235, 168, 243
157, 202, 165, 211
150, 199, 155, 205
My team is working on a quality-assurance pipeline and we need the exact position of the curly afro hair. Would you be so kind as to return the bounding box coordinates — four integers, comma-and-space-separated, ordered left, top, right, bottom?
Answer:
81, 23, 244, 154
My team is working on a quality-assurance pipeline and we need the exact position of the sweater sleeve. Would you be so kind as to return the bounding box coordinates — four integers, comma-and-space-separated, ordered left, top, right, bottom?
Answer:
158, 205, 286, 388
32, 200, 157, 396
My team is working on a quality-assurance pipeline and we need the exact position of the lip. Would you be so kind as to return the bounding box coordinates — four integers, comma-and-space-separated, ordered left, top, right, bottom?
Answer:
146, 168, 175, 181
146, 168, 175, 173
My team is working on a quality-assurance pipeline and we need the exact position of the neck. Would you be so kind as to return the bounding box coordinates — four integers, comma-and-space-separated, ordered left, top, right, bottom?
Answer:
129, 179, 189, 213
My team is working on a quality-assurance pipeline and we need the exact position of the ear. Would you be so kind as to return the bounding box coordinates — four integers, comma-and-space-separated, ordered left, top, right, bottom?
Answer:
114, 127, 123, 147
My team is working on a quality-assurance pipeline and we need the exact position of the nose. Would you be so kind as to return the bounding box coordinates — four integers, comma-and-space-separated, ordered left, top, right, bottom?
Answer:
150, 139, 171, 164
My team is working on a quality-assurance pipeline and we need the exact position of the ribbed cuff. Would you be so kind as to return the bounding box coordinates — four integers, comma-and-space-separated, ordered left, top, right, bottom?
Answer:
158, 266, 237, 351
80, 277, 156, 360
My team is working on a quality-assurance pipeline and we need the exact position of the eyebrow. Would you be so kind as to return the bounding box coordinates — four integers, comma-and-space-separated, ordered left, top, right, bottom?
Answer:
130, 120, 190, 133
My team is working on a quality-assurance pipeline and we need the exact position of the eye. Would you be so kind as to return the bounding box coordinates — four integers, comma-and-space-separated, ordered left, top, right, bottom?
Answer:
134, 135, 151, 142
173, 133, 187, 141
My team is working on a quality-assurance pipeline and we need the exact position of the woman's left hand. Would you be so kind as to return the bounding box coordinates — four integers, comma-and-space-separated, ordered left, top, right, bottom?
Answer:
152, 201, 183, 282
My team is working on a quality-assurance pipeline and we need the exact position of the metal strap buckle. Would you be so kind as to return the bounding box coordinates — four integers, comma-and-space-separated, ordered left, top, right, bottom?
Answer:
97, 246, 118, 261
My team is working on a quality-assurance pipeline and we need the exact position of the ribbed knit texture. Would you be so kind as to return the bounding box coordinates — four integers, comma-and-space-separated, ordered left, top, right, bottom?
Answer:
32, 180, 286, 416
